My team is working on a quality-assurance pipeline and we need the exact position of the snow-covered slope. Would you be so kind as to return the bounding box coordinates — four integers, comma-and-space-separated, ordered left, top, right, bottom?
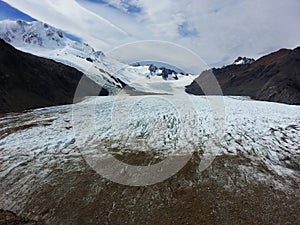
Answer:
0, 20, 196, 95
114, 65, 196, 94
0, 20, 66, 49
0, 20, 125, 92
0, 20, 105, 62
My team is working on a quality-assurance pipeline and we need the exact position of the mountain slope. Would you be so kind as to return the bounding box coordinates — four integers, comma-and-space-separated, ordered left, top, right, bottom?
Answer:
0, 20, 125, 92
0, 20, 197, 95
186, 47, 300, 105
0, 39, 108, 114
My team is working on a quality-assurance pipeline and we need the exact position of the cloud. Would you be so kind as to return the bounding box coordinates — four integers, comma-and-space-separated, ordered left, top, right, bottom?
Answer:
178, 22, 198, 37
2, 0, 300, 67
96, 0, 143, 14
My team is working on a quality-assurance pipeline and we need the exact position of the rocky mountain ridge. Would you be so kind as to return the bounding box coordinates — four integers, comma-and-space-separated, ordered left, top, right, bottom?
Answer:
0, 39, 108, 114
186, 47, 300, 105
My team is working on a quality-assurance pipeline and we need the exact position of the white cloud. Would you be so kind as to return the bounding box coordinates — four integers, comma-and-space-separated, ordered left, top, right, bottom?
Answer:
3, 0, 300, 67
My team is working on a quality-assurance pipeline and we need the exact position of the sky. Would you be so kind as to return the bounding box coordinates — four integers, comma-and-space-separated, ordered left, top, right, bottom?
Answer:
1, 0, 300, 67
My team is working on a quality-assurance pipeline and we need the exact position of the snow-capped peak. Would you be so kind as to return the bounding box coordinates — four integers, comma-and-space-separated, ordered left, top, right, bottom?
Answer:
0, 20, 104, 59
0, 20, 125, 92
0, 20, 67, 49
233, 56, 255, 65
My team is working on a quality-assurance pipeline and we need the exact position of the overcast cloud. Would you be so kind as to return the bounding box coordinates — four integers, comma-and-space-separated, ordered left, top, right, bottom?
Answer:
2, 0, 300, 67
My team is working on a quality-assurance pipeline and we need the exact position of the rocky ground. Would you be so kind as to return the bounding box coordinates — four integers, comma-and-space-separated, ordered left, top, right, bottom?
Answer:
1, 153, 300, 225
0, 209, 43, 225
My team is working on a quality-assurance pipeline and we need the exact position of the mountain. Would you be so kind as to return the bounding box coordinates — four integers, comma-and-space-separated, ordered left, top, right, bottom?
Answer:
0, 39, 108, 114
0, 20, 104, 60
0, 20, 125, 92
0, 20, 104, 61
0, 20, 196, 95
186, 47, 300, 105
0, 20, 68, 49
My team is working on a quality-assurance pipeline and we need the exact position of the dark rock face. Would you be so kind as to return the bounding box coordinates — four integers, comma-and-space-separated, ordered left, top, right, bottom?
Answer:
0, 39, 108, 114
148, 64, 179, 80
233, 56, 255, 65
85, 57, 93, 63
148, 64, 157, 74
161, 68, 169, 80
186, 47, 300, 105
